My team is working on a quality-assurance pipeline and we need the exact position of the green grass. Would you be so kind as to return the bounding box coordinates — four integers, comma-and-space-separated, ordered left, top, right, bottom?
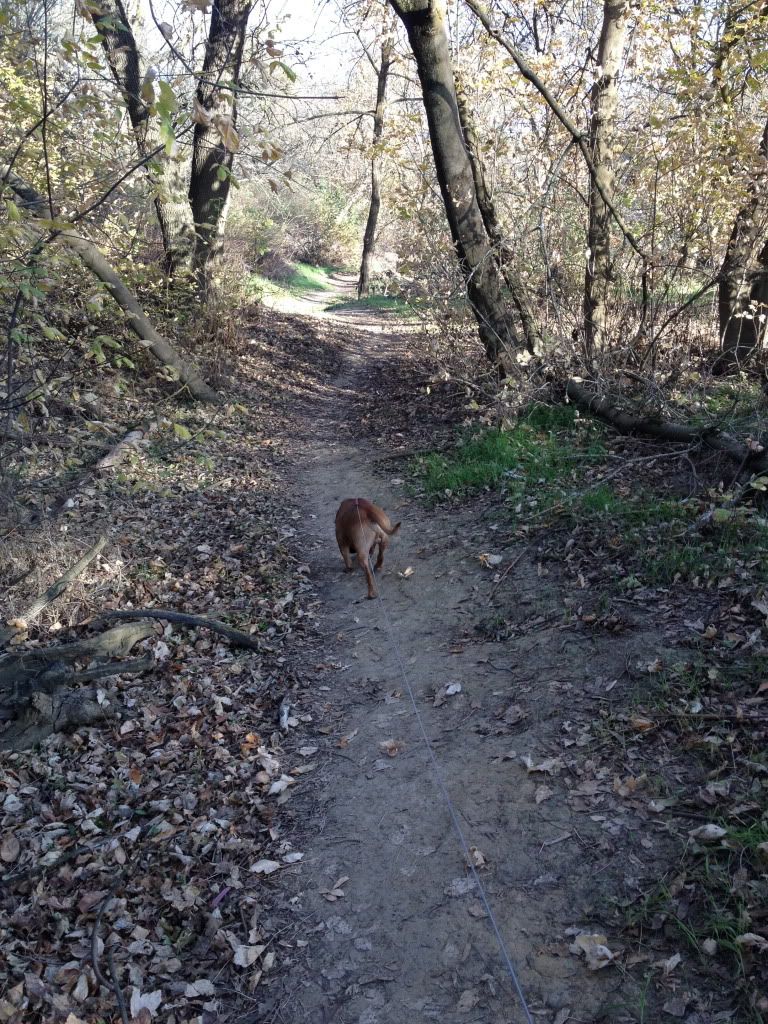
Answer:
419, 405, 606, 499
286, 262, 338, 292
324, 294, 415, 316
249, 262, 340, 301
417, 403, 768, 588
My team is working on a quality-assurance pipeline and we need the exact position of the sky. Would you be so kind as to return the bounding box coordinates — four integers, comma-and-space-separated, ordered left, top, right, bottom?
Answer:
135, 0, 351, 82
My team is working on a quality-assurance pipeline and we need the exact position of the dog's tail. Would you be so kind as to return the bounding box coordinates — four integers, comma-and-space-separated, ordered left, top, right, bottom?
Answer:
358, 499, 400, 536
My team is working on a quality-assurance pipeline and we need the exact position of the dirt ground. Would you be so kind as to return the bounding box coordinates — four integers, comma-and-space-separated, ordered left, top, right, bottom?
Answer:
249, 281, 710, 1024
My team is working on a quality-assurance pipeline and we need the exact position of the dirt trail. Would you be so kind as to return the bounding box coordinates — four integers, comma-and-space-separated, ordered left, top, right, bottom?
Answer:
256, 280, 658, 1024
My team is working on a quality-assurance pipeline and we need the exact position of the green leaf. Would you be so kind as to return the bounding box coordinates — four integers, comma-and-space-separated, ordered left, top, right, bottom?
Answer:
159, 117, 176, 156
87, 339, 106, 364
157, 79, 178, 116
270, 60, 296, 82
173, 423, 192, 440
712, 508, 735, 523
95, 334, 121, 350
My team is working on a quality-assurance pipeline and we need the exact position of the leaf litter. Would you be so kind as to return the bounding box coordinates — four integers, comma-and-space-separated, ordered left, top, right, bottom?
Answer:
0, 308, 346, 1023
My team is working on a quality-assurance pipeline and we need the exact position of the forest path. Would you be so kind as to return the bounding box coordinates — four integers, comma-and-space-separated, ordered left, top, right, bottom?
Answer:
255, 280, 655, 1024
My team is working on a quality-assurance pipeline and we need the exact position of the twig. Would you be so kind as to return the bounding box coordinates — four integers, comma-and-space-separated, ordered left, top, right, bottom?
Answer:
107, 946, 130, 1024
91, 890, 115, 990
0, 535, 107, 646
98, 608, 262, 651
488, 549, 528, 603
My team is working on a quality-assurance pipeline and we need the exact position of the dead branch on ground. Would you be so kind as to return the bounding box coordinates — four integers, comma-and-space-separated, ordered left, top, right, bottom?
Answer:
99, 608, 262, 650
0, 535, 107, 646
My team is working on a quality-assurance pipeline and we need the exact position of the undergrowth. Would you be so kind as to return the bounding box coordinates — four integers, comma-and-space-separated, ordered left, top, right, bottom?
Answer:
416, 404, 768, 589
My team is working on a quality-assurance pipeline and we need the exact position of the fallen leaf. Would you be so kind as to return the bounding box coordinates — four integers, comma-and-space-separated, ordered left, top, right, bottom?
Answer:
129, 989, 162, 1018
379, 739, 405, 757
659, 952, 681, 975
629, 715, 655, 732
457, 989, 478, 1011
569, 932, 615, 970
249, 859, 281, 875
184, 979, 216, 997
77, 890, 108, 914
736, 932, 768, 952
688, 824, 727, 843
522, 755, 563, 774
233, 943, 266, 967
0, 833, 20, 863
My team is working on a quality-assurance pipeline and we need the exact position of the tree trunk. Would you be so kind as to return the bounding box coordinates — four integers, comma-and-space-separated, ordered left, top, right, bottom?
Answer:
388, 0, 520, 369
714, 117, 768, 373
455, 74, 543, 355
94, 0, 195, 273
358, 38, 394, 299
2, 166, 220, 402
584, 1, 630, 358
189, 0, 252, 294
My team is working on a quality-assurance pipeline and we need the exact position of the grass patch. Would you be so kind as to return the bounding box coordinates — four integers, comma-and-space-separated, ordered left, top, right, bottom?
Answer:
286, 263, 338, 292
249, 262, 340, 301
325, 294, 415, 316
417, 404, 768, 589
418, 404, 606, 500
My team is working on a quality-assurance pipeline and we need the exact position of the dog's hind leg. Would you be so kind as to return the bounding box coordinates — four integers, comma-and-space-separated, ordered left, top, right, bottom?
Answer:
361, 555, 377, 599
338, 542, 354, 571
374, 536, 387, 570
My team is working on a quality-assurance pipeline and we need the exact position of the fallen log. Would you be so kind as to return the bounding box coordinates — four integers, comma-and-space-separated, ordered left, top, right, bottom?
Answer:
0, 623, 155, 751
96, 425, 152, 471
565, 378, 768, 480
99, 608, 262, 650
0, 166, 220, 404
0, 622, 154, 687
0, 535, 107, 646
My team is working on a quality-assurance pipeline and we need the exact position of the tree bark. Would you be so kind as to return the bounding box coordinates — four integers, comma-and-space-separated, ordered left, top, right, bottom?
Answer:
93, 0, 195, 273
189, 0, 252, 294
714, 116, 768, 373
584, 1, 631, 358
388, 0, 520, 369
455, 74, 543, 355
358, 38, 394, 299
2, 166, 220, 402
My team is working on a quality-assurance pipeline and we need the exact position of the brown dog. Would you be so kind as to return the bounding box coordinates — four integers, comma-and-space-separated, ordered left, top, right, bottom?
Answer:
335, 498, 401, 599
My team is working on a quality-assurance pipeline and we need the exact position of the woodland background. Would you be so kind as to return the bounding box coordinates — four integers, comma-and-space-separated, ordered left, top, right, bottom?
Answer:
3, 0, 768, 1022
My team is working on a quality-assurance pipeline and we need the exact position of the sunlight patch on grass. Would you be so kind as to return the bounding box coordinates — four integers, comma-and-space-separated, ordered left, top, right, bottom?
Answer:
325, 294, 415, 316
